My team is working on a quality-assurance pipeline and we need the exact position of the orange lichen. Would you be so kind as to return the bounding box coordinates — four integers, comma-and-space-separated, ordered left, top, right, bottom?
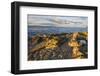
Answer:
45, 37, 58, 49
68, 32, 83, 59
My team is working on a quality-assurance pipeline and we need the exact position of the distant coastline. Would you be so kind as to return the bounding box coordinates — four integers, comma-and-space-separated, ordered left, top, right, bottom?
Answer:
28, 26, 87, 37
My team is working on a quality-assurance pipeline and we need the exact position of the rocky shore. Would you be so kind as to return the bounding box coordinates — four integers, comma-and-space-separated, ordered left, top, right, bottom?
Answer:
28, 32, 88, 61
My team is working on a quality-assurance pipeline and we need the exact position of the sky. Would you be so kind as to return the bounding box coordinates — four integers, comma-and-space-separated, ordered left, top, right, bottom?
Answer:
28, 14, 88, 28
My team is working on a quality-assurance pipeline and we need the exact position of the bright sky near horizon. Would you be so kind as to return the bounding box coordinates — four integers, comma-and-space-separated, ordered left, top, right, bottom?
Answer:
28, 14, 88, 28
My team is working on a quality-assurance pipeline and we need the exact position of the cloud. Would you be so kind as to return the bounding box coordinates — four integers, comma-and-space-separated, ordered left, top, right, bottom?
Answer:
28, 15, 88, 28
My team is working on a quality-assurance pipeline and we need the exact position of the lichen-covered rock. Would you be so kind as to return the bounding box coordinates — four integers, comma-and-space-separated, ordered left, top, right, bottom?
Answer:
28, 32, 88, 61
